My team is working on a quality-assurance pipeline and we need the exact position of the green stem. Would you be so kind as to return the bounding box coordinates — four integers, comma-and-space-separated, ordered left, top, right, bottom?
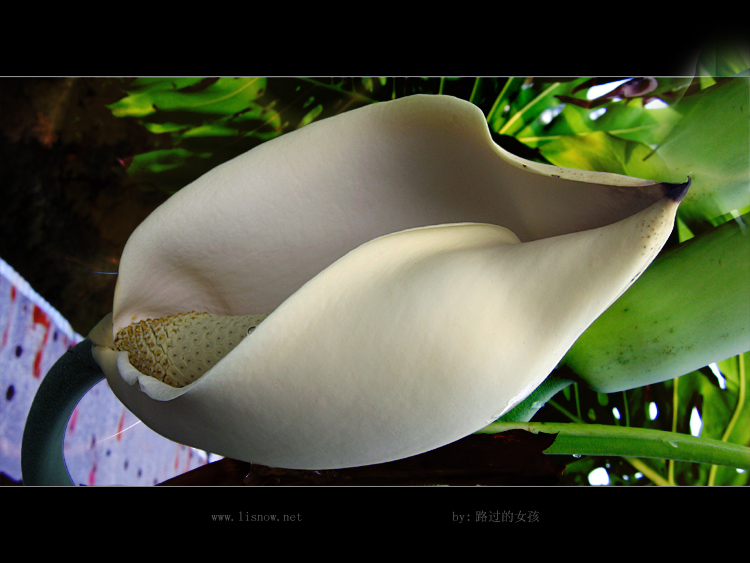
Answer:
548, 398, 582, 423
548, 393, 673, 484
477, 421, 750, 470
621, 390, 630, 428
486, 77, 523, 128
496, 372, 574, 423
708, 354, 747, 485
497, 81, 571, 136
21, 338, 105, 486
467, 77, 481, 105
296, 78, 381, 105
624, 457, 672, 486
668, 376, 679, 484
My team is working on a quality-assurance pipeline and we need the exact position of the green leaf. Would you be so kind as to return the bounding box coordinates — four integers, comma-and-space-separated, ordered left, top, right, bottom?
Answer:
653, 77, 750, 228
478, 421, 750, 470
521, 77, 749, 233
107, 77, 388, 193
520, 99, 684, 148
563, 213, 750, 392
107, 77, 214, 117
488, 77, 589, 137
535, 131, 672, 180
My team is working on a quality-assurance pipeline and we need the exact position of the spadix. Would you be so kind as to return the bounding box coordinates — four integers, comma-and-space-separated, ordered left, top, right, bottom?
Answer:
90, 94, 688, 469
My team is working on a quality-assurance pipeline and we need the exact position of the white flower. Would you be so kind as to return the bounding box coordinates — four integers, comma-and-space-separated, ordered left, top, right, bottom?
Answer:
90, 95, 687, 469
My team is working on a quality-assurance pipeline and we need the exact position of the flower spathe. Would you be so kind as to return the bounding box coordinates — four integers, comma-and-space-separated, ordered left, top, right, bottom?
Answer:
90, 94, 688, 469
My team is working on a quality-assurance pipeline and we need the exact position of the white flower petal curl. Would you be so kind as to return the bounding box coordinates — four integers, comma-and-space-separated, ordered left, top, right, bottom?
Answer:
111, 95, 668, 330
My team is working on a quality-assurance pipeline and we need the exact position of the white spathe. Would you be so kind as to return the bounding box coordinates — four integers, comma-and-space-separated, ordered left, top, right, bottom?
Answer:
110, 95, 666, 330
91, 94, 686, 469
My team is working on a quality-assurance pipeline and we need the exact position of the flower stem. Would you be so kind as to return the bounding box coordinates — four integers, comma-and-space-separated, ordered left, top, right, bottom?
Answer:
21, 338, 105, 486
496, 372, 574, 423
